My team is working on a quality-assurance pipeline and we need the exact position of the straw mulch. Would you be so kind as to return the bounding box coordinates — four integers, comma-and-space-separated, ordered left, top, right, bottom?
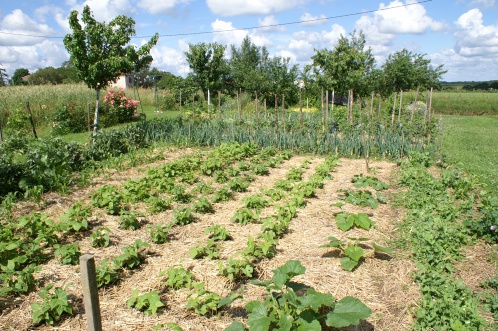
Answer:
0, 151, 422, 331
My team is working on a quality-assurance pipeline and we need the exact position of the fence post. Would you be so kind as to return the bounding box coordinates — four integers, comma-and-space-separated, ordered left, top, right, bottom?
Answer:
80, 254, 102, 331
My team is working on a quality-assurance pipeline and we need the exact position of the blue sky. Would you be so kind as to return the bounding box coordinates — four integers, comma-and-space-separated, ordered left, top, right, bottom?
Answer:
0, 0, 497, 82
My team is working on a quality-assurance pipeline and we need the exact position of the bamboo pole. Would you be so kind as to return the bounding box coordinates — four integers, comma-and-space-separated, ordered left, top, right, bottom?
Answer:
299, 87, 303, 126
325, 90, 329, 121
274, 94, 279, 131
331, 89, 334, 120
428, 87, 433, 123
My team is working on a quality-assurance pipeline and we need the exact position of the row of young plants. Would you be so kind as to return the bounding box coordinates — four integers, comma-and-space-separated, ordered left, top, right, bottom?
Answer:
320, 173, 393, 271
0, 142, 298, 326
395, 153, 497, 330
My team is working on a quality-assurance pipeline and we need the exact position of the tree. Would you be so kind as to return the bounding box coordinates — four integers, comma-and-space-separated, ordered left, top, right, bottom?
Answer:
312, 30, 375, 98
64, 5, 158, 135
382, 49, 415, 93
0, 64, 8, 86
185, 42, 227, 106
11, 68, 30, 86
28, 67, 64, 85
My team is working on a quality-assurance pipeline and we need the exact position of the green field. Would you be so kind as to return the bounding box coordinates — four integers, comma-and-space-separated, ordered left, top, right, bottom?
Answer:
440, 115, 498, 191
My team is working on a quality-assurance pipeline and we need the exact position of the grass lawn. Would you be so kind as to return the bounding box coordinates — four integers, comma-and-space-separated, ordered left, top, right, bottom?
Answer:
440, 115, 498, 192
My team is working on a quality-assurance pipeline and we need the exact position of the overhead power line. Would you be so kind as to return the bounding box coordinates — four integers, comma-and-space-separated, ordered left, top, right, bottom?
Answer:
0, 0, 432, 39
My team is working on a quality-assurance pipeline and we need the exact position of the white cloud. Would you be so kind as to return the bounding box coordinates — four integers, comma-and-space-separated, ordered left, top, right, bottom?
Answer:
206, 0, 307, 16
70, 0, 136, 22
430, 48, 498, 81
0, 9, 56, 46
150, 44, 188, 76
469, 0, 495, 8
354, 15, 394, 59
454, 9, 498, 57
375, 0, 447, 34
258, 16, 285, 32
299, 12, 327, 26
211, 19, 248, 46
137, 0, 192, 15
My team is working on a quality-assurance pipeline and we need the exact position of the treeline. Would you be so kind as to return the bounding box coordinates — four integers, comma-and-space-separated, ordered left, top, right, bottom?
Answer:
462, 81, 498, 91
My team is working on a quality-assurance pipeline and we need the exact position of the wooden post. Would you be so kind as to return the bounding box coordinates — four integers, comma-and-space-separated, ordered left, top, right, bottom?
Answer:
255, 91, 259, 120
424, 90, 429, 124
179, 90, 182, 118
370, 92, 374, 119
377, 97, 382, 121
299, 87, 303, 126
391, 92, 397, 125
237, 89, 242, 120
25, 102, 38, 139
80, 254, 102, 331
325, 90, 329, 121
281, 94, 285, 128
331, 89, 334, 120
87, 104, 91, 136
428, 87, 433, 123
274, 94, 279, 131
218, 90, 221, 118
264, 98, 267, 119
398, 90, 403, 122
321, 87, 324, 126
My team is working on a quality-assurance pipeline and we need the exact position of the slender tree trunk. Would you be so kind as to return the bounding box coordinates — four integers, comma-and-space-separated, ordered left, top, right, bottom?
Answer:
398, 89, 403, 123
391, 92, 397, 125
93, 89, 101, 136
207, 88, 211, 107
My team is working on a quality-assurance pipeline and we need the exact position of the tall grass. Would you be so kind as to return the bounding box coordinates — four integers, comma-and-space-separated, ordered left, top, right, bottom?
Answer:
0, 84, 157, 129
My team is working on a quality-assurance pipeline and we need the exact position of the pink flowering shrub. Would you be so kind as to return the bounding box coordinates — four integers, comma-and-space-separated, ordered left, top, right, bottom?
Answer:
102, 88, 139, 125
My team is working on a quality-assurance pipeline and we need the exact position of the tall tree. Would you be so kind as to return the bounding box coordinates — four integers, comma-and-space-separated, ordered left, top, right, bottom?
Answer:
64, 5, 158, 134
11, 68, 30, 86
382, 49, 415, 92
0, 64, 8, 86
312, 30, 375, 98
28, 67, 64, 85
185, 42, 227, 106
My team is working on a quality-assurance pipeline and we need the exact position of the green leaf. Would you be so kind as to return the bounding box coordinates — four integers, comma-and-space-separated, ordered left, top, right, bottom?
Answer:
296, 319, 321, 331
319, 236, 342, 248
326, 296, 372, 327
166, 322, 184, 331
272, 260, 306, 289
246, 301, 272, 331
225, 321, 246, 331
372, 243, 394, 254
344, 245, 364, 262
336, 213, 354, 231
298, 288, 335, 311
355, 213, 372, 230
340, 257, 358, 271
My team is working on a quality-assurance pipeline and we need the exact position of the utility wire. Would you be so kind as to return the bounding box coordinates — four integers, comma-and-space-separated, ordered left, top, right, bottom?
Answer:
0, 0, 432, 39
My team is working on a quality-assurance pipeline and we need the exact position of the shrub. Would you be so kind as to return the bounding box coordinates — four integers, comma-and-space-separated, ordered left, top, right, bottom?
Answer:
51, 101, 87, 136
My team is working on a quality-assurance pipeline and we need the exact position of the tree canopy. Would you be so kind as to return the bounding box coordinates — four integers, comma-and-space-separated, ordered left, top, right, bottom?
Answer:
11, 68, 30, 86
63, 5, 158, 134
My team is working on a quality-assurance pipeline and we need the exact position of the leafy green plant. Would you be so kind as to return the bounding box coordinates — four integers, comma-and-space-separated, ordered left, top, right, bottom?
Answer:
16, 212, 58, 247
264, 188, 286, 201
95, 258, 120, 288
171, 185, 193, 203
252, 164, 269, 176
0, 263, 40, 296
352, 174, 389, 190
113, 239, 150, 269
213, 170, 229, 183
205, 225, 232, 241
193, 197, 214, 214
148, 223, 171, 244
285, 168, 303, 182
127, 289, 165, 315
91, 184, 124, 215
225, 260, 371, 330
31, 284, 73, 325
90, 227, 111, 247
58, 202, 91, 232
212, 187, 233, 203
242, 235, 277, 260
146, 196, 172, 214
54, 243, 81, 265
227, 178, 250, 193
162, 266, 196, 290
232, 208, 259, 225
173, 207, 195, 225
242, 194, 269, 210
291, 182, 316, 198
219, 258, 254, 281
274, 179, 293, 191
320, 237, 393, 271
338, 189, 382, 209
261, 217, 289, 238
187, 282, 242, 316
189, 239, 220, 260
335, 212, 374, 231
118, 212, 142, 230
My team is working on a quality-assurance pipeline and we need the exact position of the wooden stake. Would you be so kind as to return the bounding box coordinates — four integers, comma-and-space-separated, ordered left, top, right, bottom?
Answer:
391, 92, 397, 125
325, 90, 329, 121
274, 94, 279, 131
398, 90, 403, 122
25, 102, 38, 139
80, 254, 102, 331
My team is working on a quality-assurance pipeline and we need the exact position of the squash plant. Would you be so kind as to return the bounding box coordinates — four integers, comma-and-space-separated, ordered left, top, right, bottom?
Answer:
225, 260, 371, 330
